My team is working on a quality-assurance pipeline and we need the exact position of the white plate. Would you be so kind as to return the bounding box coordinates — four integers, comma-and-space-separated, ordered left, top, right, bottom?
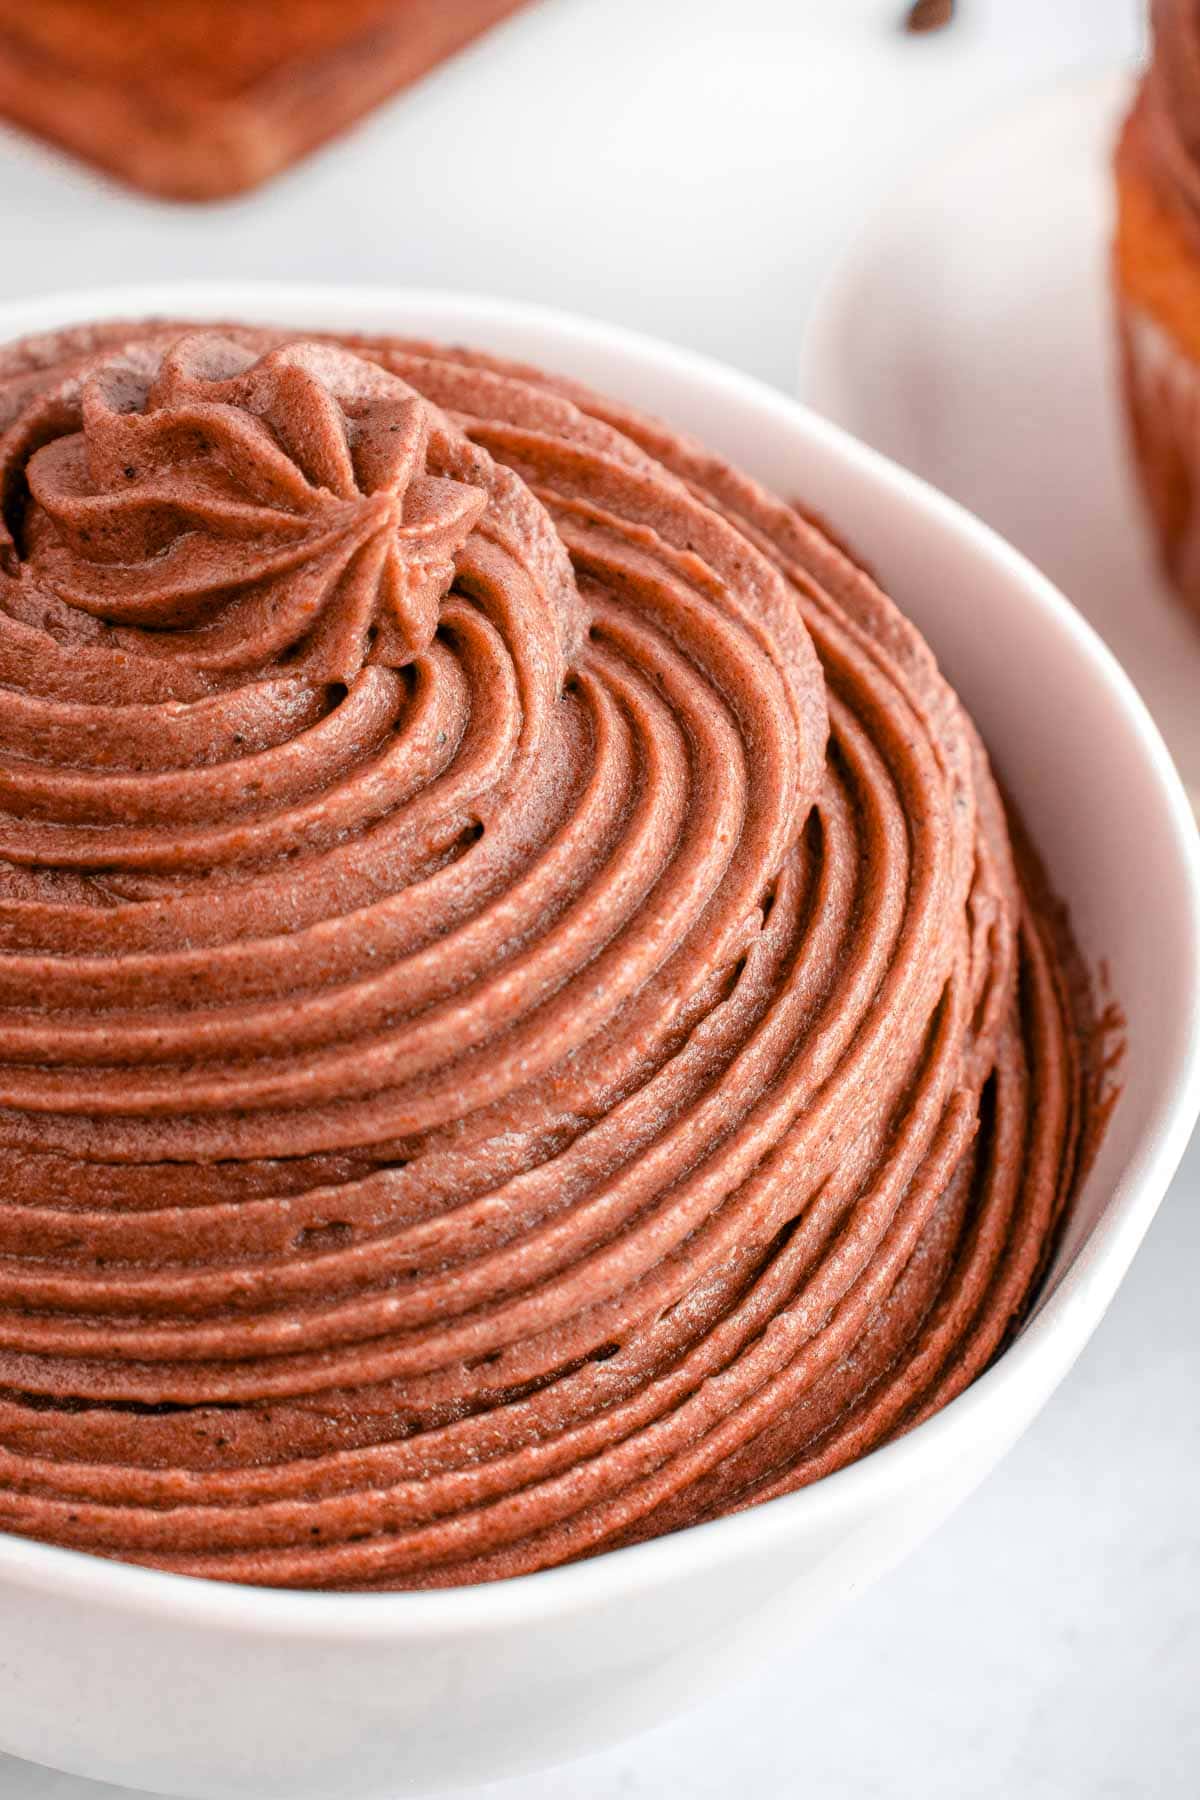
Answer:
800, 71, 1200, 818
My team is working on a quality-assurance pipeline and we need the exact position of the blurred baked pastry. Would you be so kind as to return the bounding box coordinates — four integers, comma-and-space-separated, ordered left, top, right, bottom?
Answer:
1115, 0, 1200, 621
0, 0, 530, 200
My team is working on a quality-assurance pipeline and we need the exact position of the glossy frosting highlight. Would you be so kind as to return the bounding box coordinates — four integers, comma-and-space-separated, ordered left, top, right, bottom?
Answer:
0, 319, 1090, 1589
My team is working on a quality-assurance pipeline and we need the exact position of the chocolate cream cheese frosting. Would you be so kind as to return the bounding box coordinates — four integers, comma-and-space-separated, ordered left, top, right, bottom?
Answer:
0, 319, 1092, 1590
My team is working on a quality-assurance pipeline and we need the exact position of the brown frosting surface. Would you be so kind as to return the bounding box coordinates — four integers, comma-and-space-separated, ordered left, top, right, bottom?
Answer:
0, 320, 1091, 1589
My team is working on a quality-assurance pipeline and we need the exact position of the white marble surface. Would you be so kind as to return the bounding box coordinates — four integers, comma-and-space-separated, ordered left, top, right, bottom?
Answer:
2, 1, 1197, 1797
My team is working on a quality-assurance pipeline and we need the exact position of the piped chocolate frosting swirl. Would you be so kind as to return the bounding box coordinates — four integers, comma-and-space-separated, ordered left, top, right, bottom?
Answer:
0, 320, 1090, 1588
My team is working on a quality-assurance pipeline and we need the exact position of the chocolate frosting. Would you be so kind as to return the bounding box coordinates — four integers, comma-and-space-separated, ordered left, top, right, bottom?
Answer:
0, 320, 1090, 1589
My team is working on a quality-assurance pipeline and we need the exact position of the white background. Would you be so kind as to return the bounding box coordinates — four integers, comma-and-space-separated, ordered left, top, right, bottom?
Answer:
3, 3, 1198, 1798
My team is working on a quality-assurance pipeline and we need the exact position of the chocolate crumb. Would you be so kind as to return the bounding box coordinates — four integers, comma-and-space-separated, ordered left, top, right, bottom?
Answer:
905, 0, 955, 31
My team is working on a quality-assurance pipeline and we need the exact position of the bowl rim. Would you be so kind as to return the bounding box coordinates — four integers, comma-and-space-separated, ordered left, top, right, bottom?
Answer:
0, 278, 1197, 1639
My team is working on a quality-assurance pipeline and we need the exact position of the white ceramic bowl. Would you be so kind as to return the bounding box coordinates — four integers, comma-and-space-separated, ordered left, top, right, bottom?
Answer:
0, 284, 1197, 1800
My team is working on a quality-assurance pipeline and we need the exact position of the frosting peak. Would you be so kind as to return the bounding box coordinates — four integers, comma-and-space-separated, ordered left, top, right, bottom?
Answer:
14, 333, 488, 681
